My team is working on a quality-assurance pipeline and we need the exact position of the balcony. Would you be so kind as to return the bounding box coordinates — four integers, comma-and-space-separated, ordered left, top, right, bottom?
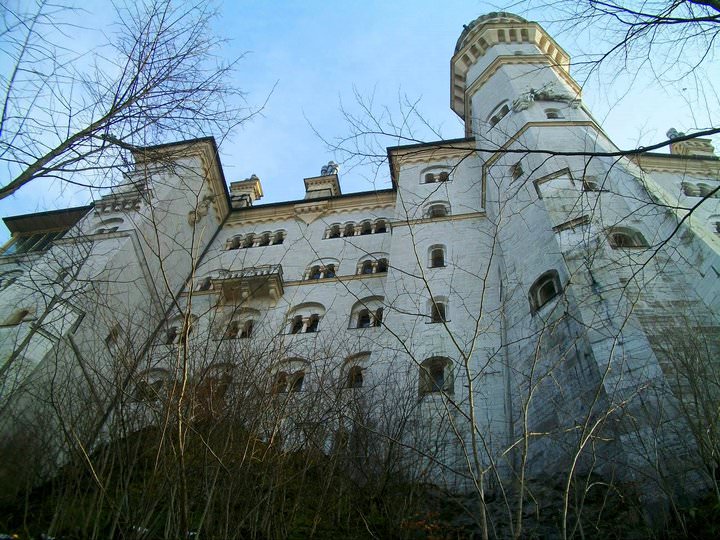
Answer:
211, 264, 284, 303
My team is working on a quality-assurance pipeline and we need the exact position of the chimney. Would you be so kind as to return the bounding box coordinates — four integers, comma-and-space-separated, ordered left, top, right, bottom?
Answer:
667, 128, 717, 158
229, 175, 263, 208
303, 161, 341, 200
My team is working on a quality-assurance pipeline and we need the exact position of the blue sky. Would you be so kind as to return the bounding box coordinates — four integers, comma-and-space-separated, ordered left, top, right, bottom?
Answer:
1, 1, 717, 241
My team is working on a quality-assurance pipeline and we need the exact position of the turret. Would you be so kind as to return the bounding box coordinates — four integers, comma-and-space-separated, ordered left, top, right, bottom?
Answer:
303, 161, 341, 200
450, 12, 582, 139
230, 175, 263, 208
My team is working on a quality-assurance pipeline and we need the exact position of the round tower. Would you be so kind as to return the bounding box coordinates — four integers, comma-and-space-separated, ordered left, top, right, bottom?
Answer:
451, 12, 585, 142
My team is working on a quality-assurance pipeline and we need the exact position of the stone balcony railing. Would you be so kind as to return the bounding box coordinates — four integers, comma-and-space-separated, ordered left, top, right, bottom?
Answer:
211, 264, 284, 303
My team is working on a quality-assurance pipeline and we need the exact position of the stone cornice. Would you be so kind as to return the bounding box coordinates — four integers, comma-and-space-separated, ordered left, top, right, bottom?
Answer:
387, 140, 478, 181
392, 211, 487, 226
182, 271, 385, 296
631, 153, 720, 177
451, 21, 572, 118
225, 190, 396, 227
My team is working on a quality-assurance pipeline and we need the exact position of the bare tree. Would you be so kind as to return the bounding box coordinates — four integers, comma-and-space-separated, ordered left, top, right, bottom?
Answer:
0, 0, 257, 200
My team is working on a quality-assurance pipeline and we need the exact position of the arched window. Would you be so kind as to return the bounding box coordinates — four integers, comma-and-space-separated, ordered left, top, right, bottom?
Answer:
682, 182, 702, 197
327, 224, 341, 239
240, 320, 254, 338
487, 102, 510, 128
697, 183, 719, 198
350, 297, 384, 329
360, 221, 372, 235
197, 277, 212, 291
257, 232, 271, 247
545, 108, 563, 119
356, 254, 389, 275
165, 325, 179, 344
528, 270, 562, 314
344, 223, 355, 237
374, 220, 387, 233
273, 231, 285, 244
222, 308, 259, 340
306, 314, 320, 333
346, 366, 364, 389
223, 321, 240, 339
305, 260, 339, 280
419, 357, 454, 396
165, 315, 195, 345
425, 202, 450, 219
226, 235, 243, 250
343, 353, 370, 389
357, 309, 371, 328
271, 359, 307, 393
243, 234, 255, 248
133, 369, 171, 402
286, 303, 325, 334
606, 227, 648, 249
290, 315, 304, 334
429, 245, 445, 268
272, 372, 289, 394
422, 168, 451, 184
430, 301, 447, 323
290, 372, 305, 392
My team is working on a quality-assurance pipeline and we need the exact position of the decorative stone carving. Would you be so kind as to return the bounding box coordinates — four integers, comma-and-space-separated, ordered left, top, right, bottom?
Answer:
512, 82, 580, 112
666, 128, 685, 140
512, 92, 533, 112
320, 161, 339, 175
188, 195, 215, 225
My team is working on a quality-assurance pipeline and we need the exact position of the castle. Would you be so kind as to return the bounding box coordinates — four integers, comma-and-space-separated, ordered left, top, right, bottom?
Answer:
1, 12, 719, 513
